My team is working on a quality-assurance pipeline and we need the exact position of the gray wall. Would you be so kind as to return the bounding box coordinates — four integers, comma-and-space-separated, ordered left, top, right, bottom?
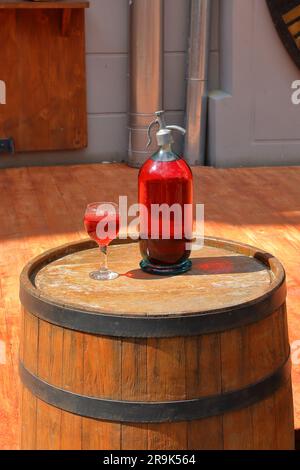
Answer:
4, 0, 296, 169
208, 0, 220, 92
0, 0, 191, 168
208, 0, 300, 167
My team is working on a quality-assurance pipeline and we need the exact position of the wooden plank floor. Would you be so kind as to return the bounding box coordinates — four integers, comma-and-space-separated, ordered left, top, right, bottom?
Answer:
0, 163, 299, 449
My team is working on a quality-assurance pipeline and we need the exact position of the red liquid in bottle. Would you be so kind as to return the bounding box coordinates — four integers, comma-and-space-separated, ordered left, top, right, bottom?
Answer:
139, 157, 193, 266
84, 213, 120, 247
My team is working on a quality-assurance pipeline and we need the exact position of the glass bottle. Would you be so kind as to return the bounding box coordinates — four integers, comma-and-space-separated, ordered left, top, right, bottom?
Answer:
139, 111, 193, 275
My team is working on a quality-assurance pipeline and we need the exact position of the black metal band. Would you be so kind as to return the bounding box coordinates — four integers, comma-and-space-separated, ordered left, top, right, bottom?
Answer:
19, 356, 291, 423
19, 283, 286, 338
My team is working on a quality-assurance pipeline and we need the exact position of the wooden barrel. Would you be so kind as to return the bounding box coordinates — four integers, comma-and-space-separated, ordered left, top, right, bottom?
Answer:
19, 237, 294, 450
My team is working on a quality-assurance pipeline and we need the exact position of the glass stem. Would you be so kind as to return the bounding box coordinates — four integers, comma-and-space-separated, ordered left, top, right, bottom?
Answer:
100, 245, 108, 271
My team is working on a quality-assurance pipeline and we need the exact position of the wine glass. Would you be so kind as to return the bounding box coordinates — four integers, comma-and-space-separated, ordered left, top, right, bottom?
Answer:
84, 202, 120, 280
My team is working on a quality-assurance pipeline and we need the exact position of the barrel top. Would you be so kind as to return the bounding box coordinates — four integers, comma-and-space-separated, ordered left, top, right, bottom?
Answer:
21, 238, 285, 317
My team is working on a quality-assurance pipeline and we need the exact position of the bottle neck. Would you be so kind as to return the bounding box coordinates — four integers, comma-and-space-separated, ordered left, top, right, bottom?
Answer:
161, 143, 172, 152
151, 143, 180, 162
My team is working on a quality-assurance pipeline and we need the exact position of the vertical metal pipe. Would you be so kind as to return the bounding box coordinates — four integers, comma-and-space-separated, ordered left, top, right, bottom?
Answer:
185, 0, 211, 166
128, 0, 163, 168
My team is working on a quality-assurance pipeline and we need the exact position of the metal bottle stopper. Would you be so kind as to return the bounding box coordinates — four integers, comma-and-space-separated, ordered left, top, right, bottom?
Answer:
147, 110, 186, 148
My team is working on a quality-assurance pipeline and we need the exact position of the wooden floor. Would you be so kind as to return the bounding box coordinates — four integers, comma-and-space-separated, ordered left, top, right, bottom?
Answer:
0, 163, 300, 449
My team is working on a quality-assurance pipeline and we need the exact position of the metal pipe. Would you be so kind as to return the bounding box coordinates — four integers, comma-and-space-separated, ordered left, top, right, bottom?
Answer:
128, 0, 164, 168
185, 0, 211, 166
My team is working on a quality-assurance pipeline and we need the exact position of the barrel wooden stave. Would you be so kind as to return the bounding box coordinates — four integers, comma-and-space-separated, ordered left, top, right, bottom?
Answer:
21, 308, 293, 450
20, 238, 294, 450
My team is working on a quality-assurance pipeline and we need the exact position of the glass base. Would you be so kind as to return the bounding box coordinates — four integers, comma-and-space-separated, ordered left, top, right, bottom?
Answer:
140, 259, 192, 276
89, 269, 119, 281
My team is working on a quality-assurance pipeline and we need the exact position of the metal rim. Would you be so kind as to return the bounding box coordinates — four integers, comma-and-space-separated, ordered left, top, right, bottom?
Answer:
19, 237, 286, 338
19, 356, 291, 423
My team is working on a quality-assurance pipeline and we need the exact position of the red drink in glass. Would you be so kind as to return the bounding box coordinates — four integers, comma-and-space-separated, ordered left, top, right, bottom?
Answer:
84, 212, 120, 247
84, 202, 120, 281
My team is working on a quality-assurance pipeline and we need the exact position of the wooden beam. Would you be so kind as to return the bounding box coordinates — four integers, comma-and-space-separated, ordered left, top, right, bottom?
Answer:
0, 1, 89, 9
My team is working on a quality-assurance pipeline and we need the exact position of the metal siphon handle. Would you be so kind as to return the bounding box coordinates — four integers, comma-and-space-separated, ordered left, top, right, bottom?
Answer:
147, 120, 159, 148
147, 111, 186, 148
166, 125, 186, 136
